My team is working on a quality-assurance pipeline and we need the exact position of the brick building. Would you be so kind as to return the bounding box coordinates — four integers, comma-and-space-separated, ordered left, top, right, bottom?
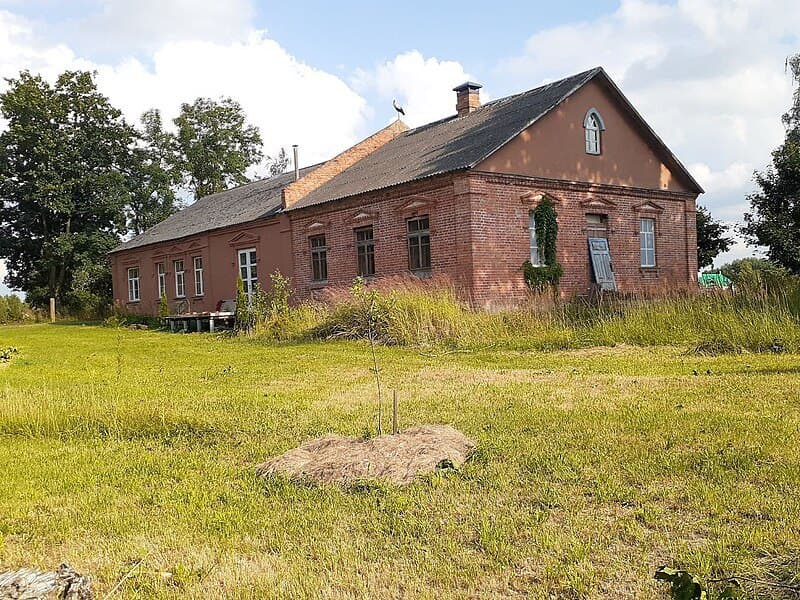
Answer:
110, 67, 703, 313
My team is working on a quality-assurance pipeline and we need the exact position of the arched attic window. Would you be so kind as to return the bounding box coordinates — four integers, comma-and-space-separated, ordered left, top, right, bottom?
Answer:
583, 108, 605, 155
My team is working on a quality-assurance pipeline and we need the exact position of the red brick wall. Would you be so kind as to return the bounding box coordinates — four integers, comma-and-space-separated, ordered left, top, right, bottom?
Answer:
288, 171, 698, 307
110, 215, 293, 315
113, 172, 699, 313
466, 171, 698, 307
288, 173, 473, 299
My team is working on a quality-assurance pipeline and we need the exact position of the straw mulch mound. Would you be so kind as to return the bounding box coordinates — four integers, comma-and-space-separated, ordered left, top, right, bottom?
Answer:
0, 564, 93, 599
256, 424, 476, 486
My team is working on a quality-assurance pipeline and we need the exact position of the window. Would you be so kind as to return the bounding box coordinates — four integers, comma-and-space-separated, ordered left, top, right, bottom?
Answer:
157, 262, 166, 299
174, 260, 185, 298
193, 256, 204, 296
407, 215, 431, 271
238, 248, 258, 294
640, 218, 656, 267
310, 235, 327, 282
127, 267, 140, 302
528, 211, 541, 266
584, 108, 605, 155
355, 226, 375, 277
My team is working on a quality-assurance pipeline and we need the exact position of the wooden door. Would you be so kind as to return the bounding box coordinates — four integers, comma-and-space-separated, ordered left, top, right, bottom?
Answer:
588, 238, 617, 291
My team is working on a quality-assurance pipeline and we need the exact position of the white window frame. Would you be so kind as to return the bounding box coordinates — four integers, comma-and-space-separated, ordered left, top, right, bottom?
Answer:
157, 262, 166, 299
584, 108, 605, 155
528, 211, 542, 266
238, 248, 258, 296
127, 267, 140, 302
193, 256, 204, 296
174, 259, 186, 298
640, 218, 656, 267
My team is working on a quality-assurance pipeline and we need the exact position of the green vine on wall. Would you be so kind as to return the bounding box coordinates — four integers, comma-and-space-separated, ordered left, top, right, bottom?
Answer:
523, 197, 563, 292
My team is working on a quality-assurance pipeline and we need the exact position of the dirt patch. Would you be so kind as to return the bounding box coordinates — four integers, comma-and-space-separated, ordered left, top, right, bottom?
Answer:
256, 425, 476, 486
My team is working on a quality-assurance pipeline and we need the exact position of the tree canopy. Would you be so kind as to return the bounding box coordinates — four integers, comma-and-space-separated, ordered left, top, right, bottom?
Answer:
171, 97, 263, 200
695, 205, 732, 269
743, 54, 800, 274
0, 70, 267, 311
0, 70, 134, 311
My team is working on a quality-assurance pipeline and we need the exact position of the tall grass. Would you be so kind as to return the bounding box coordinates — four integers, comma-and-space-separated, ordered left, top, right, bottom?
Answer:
249, 274, 800, 353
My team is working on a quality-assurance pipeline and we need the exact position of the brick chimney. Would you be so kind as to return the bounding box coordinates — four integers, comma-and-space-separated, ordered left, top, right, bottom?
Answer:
453, 81, 482, 117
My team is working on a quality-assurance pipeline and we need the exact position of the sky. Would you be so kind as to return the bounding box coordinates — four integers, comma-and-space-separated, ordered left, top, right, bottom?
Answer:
1, 0, 799, 296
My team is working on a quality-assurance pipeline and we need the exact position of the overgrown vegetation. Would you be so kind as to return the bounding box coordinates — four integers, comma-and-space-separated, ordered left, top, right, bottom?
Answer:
242, 273, 800, 354
0, 295, 30, 324
522, 198, 563, 292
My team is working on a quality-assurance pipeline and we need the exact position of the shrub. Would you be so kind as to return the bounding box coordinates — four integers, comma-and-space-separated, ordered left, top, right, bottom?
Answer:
0, 295, 31, 324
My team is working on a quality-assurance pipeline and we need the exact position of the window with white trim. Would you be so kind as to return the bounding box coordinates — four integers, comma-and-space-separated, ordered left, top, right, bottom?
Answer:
640, 218, 656, 267
238, 248, 258, 295
174, 259, 186, 298
193, 256, 204, 296
157, 262, 166, 299
584, 109, 605, 155
127, 267, 140, 302
528, 211, 541, 266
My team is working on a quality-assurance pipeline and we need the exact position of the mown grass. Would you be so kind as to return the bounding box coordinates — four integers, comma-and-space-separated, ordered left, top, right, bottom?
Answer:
1, 324, 799, 598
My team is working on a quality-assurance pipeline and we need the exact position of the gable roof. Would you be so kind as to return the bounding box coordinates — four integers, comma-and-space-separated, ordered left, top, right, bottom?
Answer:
112, 67, 702, 254
110, 165, 320, 253
287, 68, 604, 210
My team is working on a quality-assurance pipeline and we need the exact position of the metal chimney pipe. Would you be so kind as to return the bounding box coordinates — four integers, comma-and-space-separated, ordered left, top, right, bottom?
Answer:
292, 144, 299, 181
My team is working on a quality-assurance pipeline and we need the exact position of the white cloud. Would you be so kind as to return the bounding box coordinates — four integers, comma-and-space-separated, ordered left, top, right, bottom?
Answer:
497, 0, 799, 259
353, 50, 474, 127
76, 0, 255, 53
0, 11, 369, 169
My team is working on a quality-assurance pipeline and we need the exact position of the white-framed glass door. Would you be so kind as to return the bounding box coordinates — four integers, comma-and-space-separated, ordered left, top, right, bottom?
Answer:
238, 248, 258, 295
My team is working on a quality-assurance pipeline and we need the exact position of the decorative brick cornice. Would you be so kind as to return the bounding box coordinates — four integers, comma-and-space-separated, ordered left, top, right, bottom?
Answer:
471, 170, 698, 201
227, 231, 260, 247
396, 195, 437, 214
519, 191, 564, 207
347, 209, 379, 224
579, 196, 617, 210
632, 200, 666, 213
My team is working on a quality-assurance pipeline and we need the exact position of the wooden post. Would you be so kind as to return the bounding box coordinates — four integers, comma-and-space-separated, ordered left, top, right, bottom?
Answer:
49, 298, 56, 323
392, 390, 398, 434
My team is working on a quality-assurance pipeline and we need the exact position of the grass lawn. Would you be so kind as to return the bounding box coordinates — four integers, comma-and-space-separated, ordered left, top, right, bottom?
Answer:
1, 324, 799, 598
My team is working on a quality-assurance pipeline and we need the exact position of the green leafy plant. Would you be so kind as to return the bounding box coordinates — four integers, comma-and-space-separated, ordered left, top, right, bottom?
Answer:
522, 262, 564, 292
655, 567, 708, 600
0, 347, 18, 363
654, 567, 744, 600
523, 197, 563, 292
158, 293, 169, 318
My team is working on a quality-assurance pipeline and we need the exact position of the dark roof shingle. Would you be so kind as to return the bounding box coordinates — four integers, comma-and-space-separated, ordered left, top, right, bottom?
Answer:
287, 68, 601, 210
110, 165, 320, 253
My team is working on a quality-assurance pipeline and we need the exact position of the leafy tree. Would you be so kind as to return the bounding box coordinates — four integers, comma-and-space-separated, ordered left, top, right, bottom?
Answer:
266, 147, 291, 177
696, 205, 732, 269
743, 54, 800, 273
123, 109, 181, 235
0, 71, 134, 309
713, 257, 787, 282
172, 97, 263, 199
